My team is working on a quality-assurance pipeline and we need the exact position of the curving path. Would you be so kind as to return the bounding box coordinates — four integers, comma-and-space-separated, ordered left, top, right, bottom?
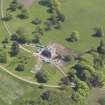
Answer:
0, 0, 61, 88
0, 65, 60, 88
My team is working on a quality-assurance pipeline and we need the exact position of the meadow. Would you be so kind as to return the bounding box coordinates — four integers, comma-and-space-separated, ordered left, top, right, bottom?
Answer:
1, 0, 105, 105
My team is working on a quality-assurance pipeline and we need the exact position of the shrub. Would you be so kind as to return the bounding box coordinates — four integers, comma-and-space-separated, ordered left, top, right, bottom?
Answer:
15, 64, 25, 71
35, 71, 48, 83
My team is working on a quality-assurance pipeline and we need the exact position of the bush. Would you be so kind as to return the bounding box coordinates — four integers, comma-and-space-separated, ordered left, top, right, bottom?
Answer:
35, 71, 48, 83
32, 18, 42, 25
15, 64, 24, 71
18, 9, 29, 19
67, 31, 80, 42
41, 91, 50, 100
93, 27, 104, 37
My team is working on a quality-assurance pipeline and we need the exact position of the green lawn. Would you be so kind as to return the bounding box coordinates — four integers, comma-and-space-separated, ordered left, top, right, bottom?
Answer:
41, 0, 105, 52
1, 0, 105, 104
42, 64, 63, 84
5, 49, 37, 80
86, 88, 105, 105
4, 0, 105, 52
0, 70, 44, 105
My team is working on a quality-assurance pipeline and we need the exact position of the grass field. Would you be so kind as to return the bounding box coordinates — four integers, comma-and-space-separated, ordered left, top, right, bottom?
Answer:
41, 0, 105, 51
86, 88, 105, 105
1, 0, 105, 81
2, 0, 105, 82
4, 0, 105, 52
0, 70, 44, 105
1, 0, 105, 104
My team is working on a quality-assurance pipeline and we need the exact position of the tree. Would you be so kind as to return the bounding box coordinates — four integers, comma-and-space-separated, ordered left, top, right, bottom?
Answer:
57, 13, 65, 22
32, 35, 40, 44
11, 33, 18, 41
17, 33, 27, 44
54, 21, 61, 29
10, 42, 19, 56
48, 14, 58, 25
90, 72, 104, 87
71, 80, 89, 105
32, 18, 42, 25
68, 68, 76, 82
74, 63, 92, 82
41, 91, 50, 100
9, 2, 17, 11
60, 76, 70, 85
51, 0, 61, 15
47, 14, 62, 30
97, 40, 105, 54
2, 13, 12, 21
18, 4, 23, 10
2, 37, 9, 44
15, 64, 24, 71
93, 54, 104, 70
35, 71, 48, 83
34, 26, 43, 35
18, 9, 29, 19
15, 28, 28, 43
44, 20, 52, 31
96, 40, 105, 69
68, 31, 80, 42
93, 27, 104, 37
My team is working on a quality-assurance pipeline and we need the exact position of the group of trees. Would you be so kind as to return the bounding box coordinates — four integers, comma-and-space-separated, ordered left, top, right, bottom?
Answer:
11, 27, 41, 44
61, 38, 105, 104
62, 61, 103, 104
10, 41, 19, 56
3, 0, 66, 47
6, 0, 28, 19
45, 14, 65, 31
66, 26, 104, 43
11, 28, 29, 44
37, 0, 65, 32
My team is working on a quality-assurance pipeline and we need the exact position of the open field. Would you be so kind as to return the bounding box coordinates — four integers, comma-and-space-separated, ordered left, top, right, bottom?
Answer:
3, 0, 105, 52
2, 0, 105, 84
1, 0, 105, 105
0, 70, 44, 105
86, 88, 105, 105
